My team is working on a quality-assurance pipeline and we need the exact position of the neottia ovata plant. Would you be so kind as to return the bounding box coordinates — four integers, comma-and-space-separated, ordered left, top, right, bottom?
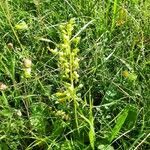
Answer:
49, 18, 83, 125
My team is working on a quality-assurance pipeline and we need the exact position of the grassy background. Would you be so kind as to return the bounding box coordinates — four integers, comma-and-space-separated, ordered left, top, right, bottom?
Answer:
0, 0, 150, 149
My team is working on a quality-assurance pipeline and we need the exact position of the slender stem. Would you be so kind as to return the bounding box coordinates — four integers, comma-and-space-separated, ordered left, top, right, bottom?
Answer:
69, 39, 78, 130
111, 0, 118, 32
2, 91, 8, 106
0, 1, 24, 51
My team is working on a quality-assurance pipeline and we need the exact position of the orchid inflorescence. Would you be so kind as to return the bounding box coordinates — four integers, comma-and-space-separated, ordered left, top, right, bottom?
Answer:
49, 18, 82, 103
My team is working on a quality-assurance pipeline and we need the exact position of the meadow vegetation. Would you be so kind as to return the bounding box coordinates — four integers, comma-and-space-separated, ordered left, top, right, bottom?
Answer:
0, 0, 150, 149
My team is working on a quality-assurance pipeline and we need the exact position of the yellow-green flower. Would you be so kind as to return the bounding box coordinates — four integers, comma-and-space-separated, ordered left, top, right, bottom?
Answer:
122, 70, 137, 81
24, 68, 31, 78
15, 21, 28, 30
122, 70, 129, 77
128, 73, 137, 81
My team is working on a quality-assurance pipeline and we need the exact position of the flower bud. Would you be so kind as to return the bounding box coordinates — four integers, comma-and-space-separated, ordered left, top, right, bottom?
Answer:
59, 25, 64, 31
7, 43, 14, 49
78, 84, 83, 89
0, 82, 7, 91
64, 63, 69, 68
73, 48, 79, 54
15, 21, 28, 30
64, 114, 69, 120
16, 110, 22, 117
74, 58, 79, 68
128, 73, 137, 81
73, 71, 79, 78
24, 68, 31, 78
69, 18, 75, 25
49, 48, 58, 54
73, 37, 80, 45
65, 68, 70, 73
63, 34, 70, 42
68, 85, 74, 93
23, 58, 32, 68
122, 70, 129, 77
56, 92, 65, 97
59, 52, 64, 56
67, 23, 74, 34
61, 44, 69, 49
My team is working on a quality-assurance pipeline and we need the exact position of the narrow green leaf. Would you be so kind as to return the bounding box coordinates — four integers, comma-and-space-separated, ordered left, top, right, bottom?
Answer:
89, 125, 95, 150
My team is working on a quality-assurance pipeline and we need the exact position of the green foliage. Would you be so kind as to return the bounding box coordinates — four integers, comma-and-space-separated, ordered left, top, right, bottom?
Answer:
108, 106, 129, 143
108, 105, 137, 143
0, 0, 150, 149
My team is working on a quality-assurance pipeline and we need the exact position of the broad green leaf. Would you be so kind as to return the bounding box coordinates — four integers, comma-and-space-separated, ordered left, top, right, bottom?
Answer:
107, 105, 137, 143
124, 106, 137, 130
0, 142, 9, 150
108, 106, 129, 142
